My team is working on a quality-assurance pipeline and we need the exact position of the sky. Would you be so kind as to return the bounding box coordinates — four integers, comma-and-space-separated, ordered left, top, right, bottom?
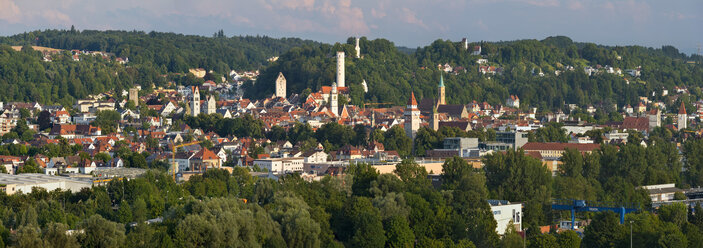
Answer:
0, 0, 701, 55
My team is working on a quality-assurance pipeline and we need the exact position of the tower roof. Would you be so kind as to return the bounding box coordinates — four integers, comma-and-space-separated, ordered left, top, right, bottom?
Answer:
679, 101, 687, 115
439, 74, 445, 87
408, 92, 418, 106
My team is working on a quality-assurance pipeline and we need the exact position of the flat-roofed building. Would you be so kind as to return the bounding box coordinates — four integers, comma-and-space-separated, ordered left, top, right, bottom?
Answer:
0, 173, 92, 195
488, 200, 523, 235
254, 157, 305, 174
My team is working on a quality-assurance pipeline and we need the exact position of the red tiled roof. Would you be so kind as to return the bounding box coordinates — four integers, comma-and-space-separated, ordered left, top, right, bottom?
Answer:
680, 101, 687, 114
193, 147, 219, 160
622, 117, 649, 131
408, 92, 418, 106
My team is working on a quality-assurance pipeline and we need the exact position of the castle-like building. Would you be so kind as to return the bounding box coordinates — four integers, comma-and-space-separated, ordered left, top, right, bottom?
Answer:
405, 92, 420, 140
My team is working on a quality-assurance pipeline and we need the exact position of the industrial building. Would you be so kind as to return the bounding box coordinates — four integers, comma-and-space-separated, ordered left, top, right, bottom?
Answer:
0, 173, 93, 195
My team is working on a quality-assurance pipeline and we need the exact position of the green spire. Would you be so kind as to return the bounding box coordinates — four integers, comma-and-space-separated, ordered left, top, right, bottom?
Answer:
439, 74, 445, 87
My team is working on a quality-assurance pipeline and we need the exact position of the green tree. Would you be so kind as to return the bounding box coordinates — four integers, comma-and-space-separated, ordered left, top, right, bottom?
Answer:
117, 201, 132, 224
382, 125, 412, 157
384, 215, 415, 248
582, 211, 626, 248
527, 233, 558, 248
92, 110, 121, 134
556, 230, 581, 248
42, 222, 80, 248
12, 225, 43, 248
340, 197, 386, 248
270, 192, 321, 248
483, 149, 552, 226
394, 159, 430, 191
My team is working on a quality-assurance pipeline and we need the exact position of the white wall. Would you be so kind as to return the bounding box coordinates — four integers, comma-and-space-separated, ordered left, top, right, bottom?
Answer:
491, 203, 523, 235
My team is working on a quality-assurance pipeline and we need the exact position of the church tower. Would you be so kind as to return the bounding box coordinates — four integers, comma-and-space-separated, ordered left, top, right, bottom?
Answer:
330, 82, 339, 117
355, 37, 361, 58
275, 72, 286, 98
678, 101, 688, 130
336, 51, 345, 88
430, 105, 440, 131
438, 74, 446, 105
405, 92, 420, 140
205, 95, 216, 115
191, 86, 200, 116
129, 87, 139, 107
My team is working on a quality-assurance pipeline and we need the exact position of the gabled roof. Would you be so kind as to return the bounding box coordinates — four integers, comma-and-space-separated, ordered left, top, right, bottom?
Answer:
193, 147, 219, 160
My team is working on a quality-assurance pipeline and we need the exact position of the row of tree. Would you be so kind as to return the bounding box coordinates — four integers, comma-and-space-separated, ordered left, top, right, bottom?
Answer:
250, 36, 703, 112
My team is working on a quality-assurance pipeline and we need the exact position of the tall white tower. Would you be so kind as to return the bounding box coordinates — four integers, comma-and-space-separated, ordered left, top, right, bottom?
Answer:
678, 101, 688, 130
355, 38, 361, 58
404, 92, 420, 140
275, 72, 286, 98
336, 51, 345, 88
330, 82, 339, 117
191, 86, 200, 116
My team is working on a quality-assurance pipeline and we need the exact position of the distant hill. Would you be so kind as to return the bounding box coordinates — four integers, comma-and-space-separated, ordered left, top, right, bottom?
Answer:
1, 30, 701, 111
0, 30, 321, 105
1, 30, 321, 72
248, 35, 703, 112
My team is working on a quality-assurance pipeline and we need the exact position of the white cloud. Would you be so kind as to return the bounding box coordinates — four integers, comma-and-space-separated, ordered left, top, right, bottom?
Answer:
0, 0, 22, 23
400, 7, 427, 29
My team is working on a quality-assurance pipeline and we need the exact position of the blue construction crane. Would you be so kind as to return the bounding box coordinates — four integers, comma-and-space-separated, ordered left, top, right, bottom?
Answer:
552, 199, 640, 229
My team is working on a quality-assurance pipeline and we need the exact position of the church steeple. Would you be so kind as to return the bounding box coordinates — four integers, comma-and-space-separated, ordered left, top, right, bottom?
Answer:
438, 74, 446, 105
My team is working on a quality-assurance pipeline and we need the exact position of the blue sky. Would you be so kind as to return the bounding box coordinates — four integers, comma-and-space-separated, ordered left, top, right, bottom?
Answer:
0, 0, 701, 54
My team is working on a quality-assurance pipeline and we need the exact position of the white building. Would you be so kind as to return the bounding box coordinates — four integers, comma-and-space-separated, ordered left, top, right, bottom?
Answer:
488, 200, 523, 235
355, 37, 361, 58
302, 151, 328, 163
0, 173, 92, 195
330, 82, 339, 117
404, 92, 420, 140
639, 183, 681, 203
191, 86, 200, 116
336, 51, 345, 88
275, 72, 286, 98
253, 157, 305, 174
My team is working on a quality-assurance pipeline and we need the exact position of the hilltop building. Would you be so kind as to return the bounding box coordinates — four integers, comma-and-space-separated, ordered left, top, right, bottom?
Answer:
129, 88, 139, 106
355, 37, 361, 58
337, 51, 345, 88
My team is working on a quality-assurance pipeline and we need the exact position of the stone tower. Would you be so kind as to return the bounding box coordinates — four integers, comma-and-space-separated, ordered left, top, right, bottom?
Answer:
205, 95, 216, 115
275, 72, 286, 98
330, 82, 339, 117
336, 51, 345, 88
430, 105, 440, 131
438, 75, 446, 105
191, 86, 200, 116
129, 87, 139, 106
355, 37, 361, 58
678, 101, 687, 130
405, 92, 420, 140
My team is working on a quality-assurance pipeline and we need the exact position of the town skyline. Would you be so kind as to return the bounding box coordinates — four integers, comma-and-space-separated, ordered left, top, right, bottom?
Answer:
0, 0, 701, 55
